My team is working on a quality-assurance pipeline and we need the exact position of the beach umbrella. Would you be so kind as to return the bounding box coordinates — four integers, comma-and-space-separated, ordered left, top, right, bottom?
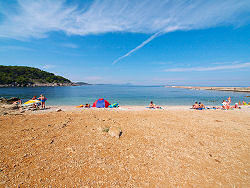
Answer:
92, 98, 110, 108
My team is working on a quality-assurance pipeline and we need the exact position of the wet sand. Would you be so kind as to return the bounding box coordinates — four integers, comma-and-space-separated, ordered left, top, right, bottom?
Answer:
0, 107, 249, 186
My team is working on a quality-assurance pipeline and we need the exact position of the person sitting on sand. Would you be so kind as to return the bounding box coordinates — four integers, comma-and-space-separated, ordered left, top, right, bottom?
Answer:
13, 99, 22, 105
148, 101, 162, 109
38, 94, 47, 110
31, 96, 37, 108
234, 103, 239, 109
198, 102, 205, 109
192, 102, 199, 109
84, 104, 90, 108
149, 101, 156, 109
222, 100, 229, 110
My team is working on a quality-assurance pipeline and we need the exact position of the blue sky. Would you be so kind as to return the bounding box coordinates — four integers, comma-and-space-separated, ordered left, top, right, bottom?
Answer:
0, 0, 250, 86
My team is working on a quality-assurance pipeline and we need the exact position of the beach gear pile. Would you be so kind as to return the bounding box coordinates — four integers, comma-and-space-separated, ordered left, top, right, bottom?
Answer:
109, 103, 119, 108
75, 99, 120, 109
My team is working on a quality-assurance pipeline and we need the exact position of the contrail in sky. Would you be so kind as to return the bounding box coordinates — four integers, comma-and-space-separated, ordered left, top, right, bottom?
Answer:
113, 31, 163, 64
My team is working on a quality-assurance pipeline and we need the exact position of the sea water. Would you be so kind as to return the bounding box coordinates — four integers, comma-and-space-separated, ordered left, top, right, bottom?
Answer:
0, 85, 248, 106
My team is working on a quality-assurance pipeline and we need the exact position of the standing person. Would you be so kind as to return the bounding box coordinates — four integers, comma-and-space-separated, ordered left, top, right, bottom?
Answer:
38, 94, 47, 109
227, 97, 231, 105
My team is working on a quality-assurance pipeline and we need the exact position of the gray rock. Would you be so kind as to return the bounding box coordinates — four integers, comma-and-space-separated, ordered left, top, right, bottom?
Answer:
108, 126, 122, 138
56, 109, 62, 112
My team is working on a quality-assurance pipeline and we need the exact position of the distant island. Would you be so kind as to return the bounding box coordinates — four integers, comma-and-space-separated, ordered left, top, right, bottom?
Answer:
167, 86, 250, 93
0, 65, 87, 87
74, 82, 89, 86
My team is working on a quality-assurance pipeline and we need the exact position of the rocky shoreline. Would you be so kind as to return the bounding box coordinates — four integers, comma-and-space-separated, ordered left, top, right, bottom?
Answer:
0, 82, 79, 88
167, 86, 250, 93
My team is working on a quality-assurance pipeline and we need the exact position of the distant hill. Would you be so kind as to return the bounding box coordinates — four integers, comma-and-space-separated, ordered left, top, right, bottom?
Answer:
0, 65, 74, 87
75, 82, 90, 86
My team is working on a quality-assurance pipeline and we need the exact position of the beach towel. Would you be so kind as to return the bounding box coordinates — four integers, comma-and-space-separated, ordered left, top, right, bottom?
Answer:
109, 103, 119, 108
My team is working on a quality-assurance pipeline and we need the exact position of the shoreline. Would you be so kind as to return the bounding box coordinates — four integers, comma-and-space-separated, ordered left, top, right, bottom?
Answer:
28, 105, 250, 114
167, 86, 250, 93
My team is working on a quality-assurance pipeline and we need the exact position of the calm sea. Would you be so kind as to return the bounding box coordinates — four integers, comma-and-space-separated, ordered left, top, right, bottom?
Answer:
0, 85, 248, 106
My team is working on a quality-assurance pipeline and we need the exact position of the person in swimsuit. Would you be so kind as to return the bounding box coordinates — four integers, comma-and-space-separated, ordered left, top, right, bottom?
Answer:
198, 102, 205, 109
149, 101, 156, 109
38, 94, 47, 109
84, 104, 90, 108
31, 96, 37, 108
192, 102, 199, 109
222, 100, 228, 109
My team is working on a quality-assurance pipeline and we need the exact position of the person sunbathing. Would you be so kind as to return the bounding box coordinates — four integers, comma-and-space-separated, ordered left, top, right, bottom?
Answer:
148, 101, 162, 109
222, 100, 229, 110
31, 96, 37, 108
198, 102, 205, 109
149, 101, 156, 108
192, 102, 199, 109
84, 104, 90, 108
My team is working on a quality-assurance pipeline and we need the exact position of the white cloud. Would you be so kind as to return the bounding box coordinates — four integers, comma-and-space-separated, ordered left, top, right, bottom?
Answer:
0, 0, 249, 62
164, 62, 250, 72
1, 0, 249, 39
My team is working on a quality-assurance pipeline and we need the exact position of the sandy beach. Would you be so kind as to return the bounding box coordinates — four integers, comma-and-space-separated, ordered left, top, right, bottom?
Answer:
0, 106, 249, 187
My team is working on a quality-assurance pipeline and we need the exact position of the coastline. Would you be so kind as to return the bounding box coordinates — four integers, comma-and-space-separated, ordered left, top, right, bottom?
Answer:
24, 105, 250, 114
0, 83, 78, 88
167, 86, 250, 93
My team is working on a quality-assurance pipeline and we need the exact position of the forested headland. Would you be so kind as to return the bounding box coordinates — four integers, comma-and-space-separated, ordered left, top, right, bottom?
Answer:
0, 65, 74, 87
